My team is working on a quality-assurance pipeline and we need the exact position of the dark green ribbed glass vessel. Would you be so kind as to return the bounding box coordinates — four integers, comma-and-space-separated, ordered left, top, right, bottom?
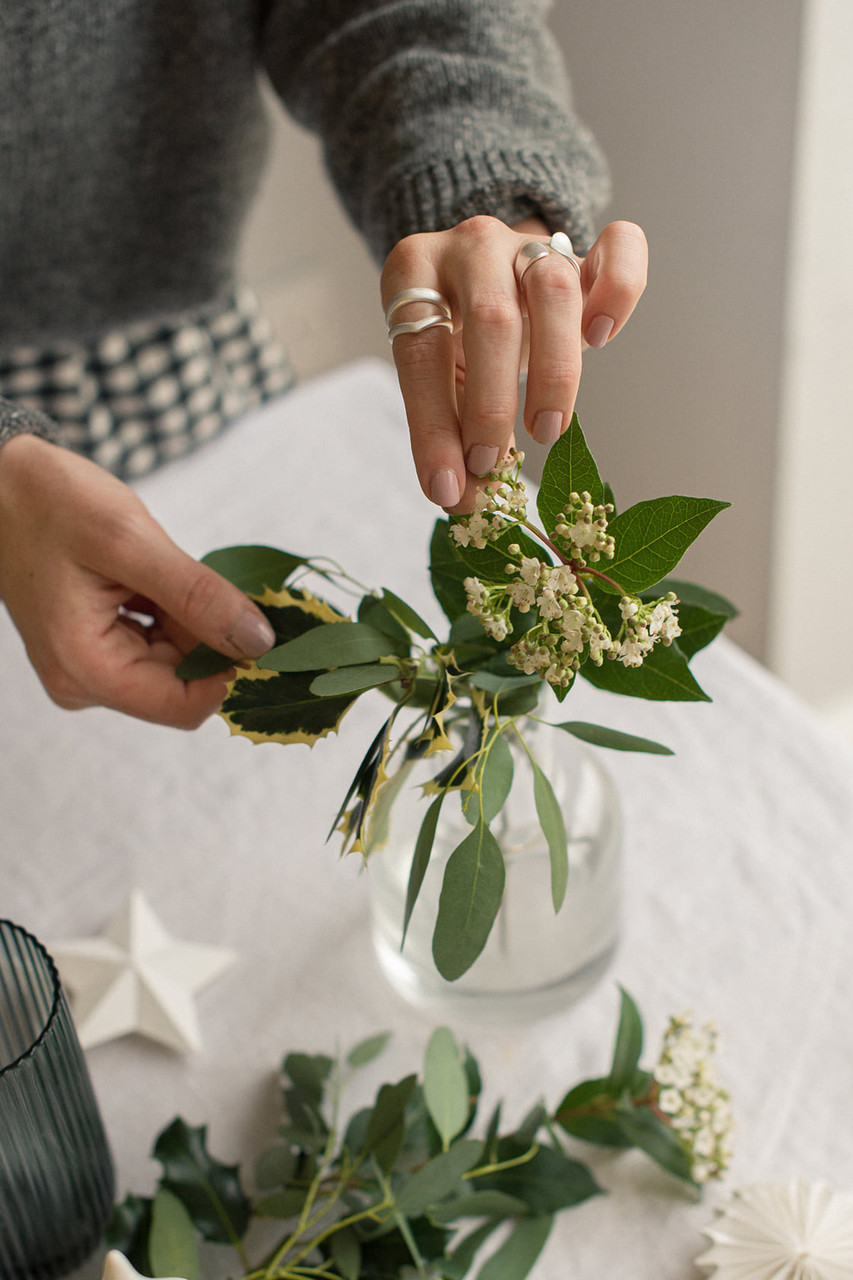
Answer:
0, 920, 114, 1280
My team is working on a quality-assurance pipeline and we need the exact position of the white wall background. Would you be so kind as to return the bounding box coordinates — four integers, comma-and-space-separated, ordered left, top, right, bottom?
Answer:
237, 1, 853, 730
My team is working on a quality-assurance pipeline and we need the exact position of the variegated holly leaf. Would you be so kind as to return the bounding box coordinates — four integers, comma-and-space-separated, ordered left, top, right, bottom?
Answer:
220, 666, 357, 745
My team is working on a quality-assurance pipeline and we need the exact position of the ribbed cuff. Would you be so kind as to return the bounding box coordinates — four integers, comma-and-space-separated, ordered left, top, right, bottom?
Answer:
0, 400, 61, 455
371, 146, 611, 262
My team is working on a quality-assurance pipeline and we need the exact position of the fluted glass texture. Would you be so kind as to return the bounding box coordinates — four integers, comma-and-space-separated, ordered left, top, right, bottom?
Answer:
0, 920, 114, 1280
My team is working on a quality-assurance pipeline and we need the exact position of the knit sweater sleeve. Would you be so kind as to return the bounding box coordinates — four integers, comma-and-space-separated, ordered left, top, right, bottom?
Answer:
0, 398, 60, 454
259, 0, 611, 262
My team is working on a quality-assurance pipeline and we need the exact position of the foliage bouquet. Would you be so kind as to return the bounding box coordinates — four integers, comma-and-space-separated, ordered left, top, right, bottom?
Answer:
180, 416, 734, 983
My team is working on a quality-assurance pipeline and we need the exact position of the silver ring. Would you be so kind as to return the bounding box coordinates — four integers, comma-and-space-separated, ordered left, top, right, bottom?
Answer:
515, 233, 582, 288
388, 313, 454, 344
384, 287, 452, 328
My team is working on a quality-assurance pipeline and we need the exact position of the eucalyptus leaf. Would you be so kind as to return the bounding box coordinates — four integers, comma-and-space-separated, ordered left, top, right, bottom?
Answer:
201, 544, 307, 594
393, 1139, 484, 1217
153, 1118, 250, 1244
432, 821, 506, 981
358, 594, 412, 649
254, 1188, 310, 1219
477, 1140, 601, 1214
529, 752, 568, 912
607, 988, 644, 1093
602, 496, 730, 595
257, 621, 394, 672
551, 720, 674, 755
537, 413, 604, 533
424, 1027, 470, 1148
253, 1144, 298, 1190
329, 1226, 362, 1280
444, 1221, 502, 1280
149, 1188, 199, 1280
469, 671, 540, 696
347, 1030, 392, 1068
581, 642, 711, 702
402, 792, 446, 943
473, 730, 515, 827
382, 588, 437, 640
474, 1213, 553, 1280
175, 643, 234, 682
309, 662, 399, 697
429, 1190, 529, 1223
364, 1075, 418, 1173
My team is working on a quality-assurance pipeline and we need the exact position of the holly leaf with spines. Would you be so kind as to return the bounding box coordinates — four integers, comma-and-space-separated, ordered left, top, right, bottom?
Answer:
106, 1194, 154, 1272
220, 666, 359, 745
432, 819, 506, 981
600, 496, 730, 595
537, 412, 605, 534
153, 1117, 251, 1245
581, 641, 711, 702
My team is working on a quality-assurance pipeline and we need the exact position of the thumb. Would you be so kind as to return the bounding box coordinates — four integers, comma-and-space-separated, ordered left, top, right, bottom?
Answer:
112, 527, 276, 661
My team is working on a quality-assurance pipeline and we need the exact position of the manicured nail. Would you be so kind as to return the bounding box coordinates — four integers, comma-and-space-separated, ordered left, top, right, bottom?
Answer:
586, 315, 615, 348
466, 443, 500, 477
229, 611, 276, 658
430, 468, 461, 508
532, 410, 563, 447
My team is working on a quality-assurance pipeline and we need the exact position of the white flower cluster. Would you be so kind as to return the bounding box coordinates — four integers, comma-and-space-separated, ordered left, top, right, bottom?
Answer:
654, 1012, 733, 1184
615, 591, 682, 667
552, 491, 615, 564
450, 453, 528, 550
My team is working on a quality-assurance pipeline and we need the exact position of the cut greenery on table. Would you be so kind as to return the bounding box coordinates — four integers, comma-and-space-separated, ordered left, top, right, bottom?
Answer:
178, 416, 735, 982
107, 989, 732, 1280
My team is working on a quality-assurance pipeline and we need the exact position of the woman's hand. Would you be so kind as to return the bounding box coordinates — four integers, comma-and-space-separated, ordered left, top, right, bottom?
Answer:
381, 215, 648, 512
0, 435, 276, 727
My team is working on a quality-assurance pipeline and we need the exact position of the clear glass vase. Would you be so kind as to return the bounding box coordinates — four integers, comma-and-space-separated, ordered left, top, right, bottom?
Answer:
368, 716, 622, 1022
0, 920, 115, 1280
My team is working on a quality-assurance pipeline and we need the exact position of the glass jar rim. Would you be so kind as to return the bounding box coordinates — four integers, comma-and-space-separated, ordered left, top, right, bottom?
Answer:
0, 918, 63, 1079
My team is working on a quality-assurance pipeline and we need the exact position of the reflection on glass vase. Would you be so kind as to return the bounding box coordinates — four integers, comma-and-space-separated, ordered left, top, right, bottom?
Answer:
368, 717, 622, 1022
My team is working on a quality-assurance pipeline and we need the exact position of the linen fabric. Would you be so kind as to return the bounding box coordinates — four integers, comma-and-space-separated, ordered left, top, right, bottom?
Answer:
0, 0, 609, 473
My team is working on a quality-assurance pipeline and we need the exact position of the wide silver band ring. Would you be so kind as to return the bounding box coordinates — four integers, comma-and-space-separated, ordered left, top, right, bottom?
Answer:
515, 232, 582, 288
388, 313, 454, 344
384, 287, 452, 328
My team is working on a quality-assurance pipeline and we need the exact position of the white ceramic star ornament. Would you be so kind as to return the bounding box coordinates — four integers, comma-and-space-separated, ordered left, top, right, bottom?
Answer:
50, 890, 236, 1053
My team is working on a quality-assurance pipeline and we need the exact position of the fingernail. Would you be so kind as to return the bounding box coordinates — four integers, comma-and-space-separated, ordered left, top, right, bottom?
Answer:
430, 468, 461, 508
532, 410, 563, 447
586, 315, 615, 348
229, 611, 276, 658
466, 444, 500, 477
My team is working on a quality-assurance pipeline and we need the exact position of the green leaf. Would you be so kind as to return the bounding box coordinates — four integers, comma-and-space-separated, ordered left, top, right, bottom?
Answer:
550, 720, 674, 754
329, 1226, 362, 1280
347, 1031, 392, 1068
530, 757, 568, 913
175, 643, 235, 681
603, 496, 730, 595
607, 989, 644, 1093
475, 1214, 553, 1280
475, 730, 515, 827
424, 1028, 470, 1148
648, 577, 738, 619
393, 1140, 484, 1217
106, 1195, 153, 1273
254, 1188, 310, 1219
358, 595, 412, 649
429, 1190, 529, 1223
364, 1075, 418, 1173
201, 545, 307, 593
450, 526, 545, 585
149, 1188, 199, 1280
254, 1144, 298, 1190
309, 662, 399, 697
432, 821, 506, 981
283, 1052, 334, 1099
381, 588, 437, 640
153, 1118, 250, 1245
581, 642, 711, 702
553, 1078, 633, 1148
614, 1107, 695, 1184
477, 1141, 601, 1214
469, 671, 540, 697
668, 602, 729, 661
257, 621, 394, 672
402, 792, 446, 943
444, 1221, 502, 1280
537, 413, 605, 534
220, 668, 358, 744
430, 519, 472, 622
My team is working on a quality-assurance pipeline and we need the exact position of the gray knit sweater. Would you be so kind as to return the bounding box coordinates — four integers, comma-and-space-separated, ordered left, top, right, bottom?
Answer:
0, 0, 609, 454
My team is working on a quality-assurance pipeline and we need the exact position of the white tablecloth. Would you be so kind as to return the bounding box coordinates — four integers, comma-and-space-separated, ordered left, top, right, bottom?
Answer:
3, 360, 853, 1278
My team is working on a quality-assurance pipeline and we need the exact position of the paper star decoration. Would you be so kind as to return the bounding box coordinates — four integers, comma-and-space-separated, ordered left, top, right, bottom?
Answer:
50, 890, 236, 1053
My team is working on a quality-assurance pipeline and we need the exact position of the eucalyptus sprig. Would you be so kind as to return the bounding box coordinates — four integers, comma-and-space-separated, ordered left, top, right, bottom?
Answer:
107, 991, 732, 1280
178, 417, 735, 982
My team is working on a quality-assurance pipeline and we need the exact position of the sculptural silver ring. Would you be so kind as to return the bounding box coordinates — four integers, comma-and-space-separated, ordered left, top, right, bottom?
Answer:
387, 313, 454, 344
384, 287, 452, 328
515, 233, 582, 287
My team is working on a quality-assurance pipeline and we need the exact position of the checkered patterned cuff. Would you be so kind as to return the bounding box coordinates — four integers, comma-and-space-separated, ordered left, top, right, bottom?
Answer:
0, 401, 61, 454
0, 289, 293, 481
